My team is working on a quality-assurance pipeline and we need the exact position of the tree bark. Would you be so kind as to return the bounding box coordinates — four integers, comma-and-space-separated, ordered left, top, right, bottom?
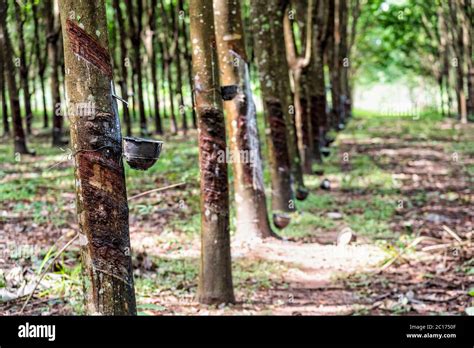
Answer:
460, 0, 473, 118
190, 0, 235, 305
0, 1, 29, 154
126, 0, 148, 135
283, 0, 315, 175
148, 0, 163, 135
59, 0, 136, 315
174, 4, 187, 134
45, 0, 64, 146
33, 0, 49, 129
275, 5, 307, 199
327, 0, 342, 129
180, 0, 197, 129
251, 0, 296, 217
113, 0, 133, 136
447, 1, 468, 123
14, 2, 33, 135
339, 0, 350, 119
160, 0, 178, 135
309, 0, 330, 160
214, 0, 277, 241
0, 32, 9, 136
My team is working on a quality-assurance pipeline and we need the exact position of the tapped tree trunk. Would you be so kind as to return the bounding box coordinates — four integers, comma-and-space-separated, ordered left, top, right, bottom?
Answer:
0, 1, 29, 154
283, 0, 315, 175
0, 37, 9, 136
190, 0, 235, 305
460, 0, 473, 119
14, 2, 33, 135
32, 1, 48, 129
214, 0, 277, 241
180, 0, 197, 129
339, 0, 350, 120
148, 0, 163, 135
113, 0, 133, 136
275, 4, 307, 200
327, 0, 342, 129
160, 0, 178, 135
309, 0, 330, 160
251, 0, 296, 219
174, 3, 187, 135
59, 0, 136, 315
126, 0, 148, 135
45, 0, 64, 146
447, 1, 468, 123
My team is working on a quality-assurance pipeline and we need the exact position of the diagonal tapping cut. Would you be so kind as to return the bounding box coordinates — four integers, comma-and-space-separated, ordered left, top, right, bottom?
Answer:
66, 18, 113, 77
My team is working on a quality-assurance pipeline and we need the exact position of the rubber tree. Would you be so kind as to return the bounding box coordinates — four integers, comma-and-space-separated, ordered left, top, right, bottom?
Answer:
0, 32, 9, 136
0, 0, 30, 154
160, 0, 179, 135
276, 3, 307, 200
14, 2, 33, 135
338, 0, 350, 121
59, 0, 136, 315
309, 0, 330, 159
32, 0, 49, 129
459, 0, 473, 119
283, 0, 315, 174
214, 0, 277, 240
179, 0, 197, 129
45, 0, 64, 146
251, 0, 296, 220
445, 1, 468, 123
125, 0, 148, 134
190, 0, 235, 304
174, 3, 187, 135
327, 0, 342, 129
113, 0, 133, 136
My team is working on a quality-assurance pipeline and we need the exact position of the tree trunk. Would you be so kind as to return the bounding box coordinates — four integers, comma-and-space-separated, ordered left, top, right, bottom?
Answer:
283, 0, 315, 175
275, 6, 307, 199
59, 0, 136, 315
0, 1, 29, 154
308, 0, 330, 161
113, 0, 132, 136
447, 1, 467, 123
126, 0, 148, 135
160, 0, 178, 135
0, 35, 10, 136
180, 0, 197, 129
251, 0, 296, 217
214, 0, 276, 241
327, 0, 342, 129
158, 38, 167, 122
174, 4, 187, 135
339, 0, 350, 120
148, 0, 163, 135
14, 2, 33, 135
190, 0, 235, 305
46, 0, 64, 146
460, 0, 473, 118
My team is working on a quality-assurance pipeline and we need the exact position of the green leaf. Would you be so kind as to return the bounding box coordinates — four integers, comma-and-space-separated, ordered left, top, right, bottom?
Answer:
468, 288, 474, 297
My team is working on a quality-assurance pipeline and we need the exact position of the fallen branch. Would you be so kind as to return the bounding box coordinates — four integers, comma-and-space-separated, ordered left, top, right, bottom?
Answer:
127, 182, 186, 201
377, 236, 432, 273
20, 234, 79, 314
442, 225, 463, 243
421, 240, 470, 252
416, 293, 464, 303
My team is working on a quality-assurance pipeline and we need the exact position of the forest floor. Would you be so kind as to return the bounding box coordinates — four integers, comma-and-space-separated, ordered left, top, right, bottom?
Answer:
0, 111, 473, 315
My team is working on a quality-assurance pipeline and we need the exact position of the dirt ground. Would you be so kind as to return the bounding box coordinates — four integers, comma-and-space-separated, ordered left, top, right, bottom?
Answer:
1, 115, 472, 315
